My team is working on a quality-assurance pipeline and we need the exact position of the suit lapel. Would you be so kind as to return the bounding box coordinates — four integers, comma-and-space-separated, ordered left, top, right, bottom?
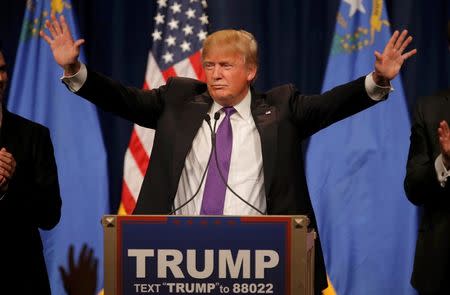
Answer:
171, 93, 212, 197
251, 91, 277, 198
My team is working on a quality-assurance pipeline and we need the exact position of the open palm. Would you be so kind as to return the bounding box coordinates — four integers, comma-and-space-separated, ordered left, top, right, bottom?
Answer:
374, 30, 417, 81
59, 244, 97, 295
40, 14, 84, 73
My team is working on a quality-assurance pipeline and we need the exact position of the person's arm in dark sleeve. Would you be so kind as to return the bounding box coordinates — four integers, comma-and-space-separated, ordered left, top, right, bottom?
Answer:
31, 127, 62, 230
404, 101, 450, 206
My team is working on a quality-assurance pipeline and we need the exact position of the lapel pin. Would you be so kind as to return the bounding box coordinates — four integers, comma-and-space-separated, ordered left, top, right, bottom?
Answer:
265, 110, 271, 115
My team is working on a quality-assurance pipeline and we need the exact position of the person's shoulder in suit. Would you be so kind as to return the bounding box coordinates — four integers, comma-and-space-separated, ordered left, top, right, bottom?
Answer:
433, 88, 450, 99
4, 110, 50, 135
166, 76, 208, 95
168, 76, 204, 86
260, 84, 296, 104
413, 89, 450, 118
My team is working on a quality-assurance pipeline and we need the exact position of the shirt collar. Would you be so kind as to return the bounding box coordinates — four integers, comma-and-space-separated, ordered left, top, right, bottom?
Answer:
209, 89, 252, 120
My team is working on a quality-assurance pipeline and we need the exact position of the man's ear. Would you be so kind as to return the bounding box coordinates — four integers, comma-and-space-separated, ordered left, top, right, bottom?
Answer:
247, 64, 257, 82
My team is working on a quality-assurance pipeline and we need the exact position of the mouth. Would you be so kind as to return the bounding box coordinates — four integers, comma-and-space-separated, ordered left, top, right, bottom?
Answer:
211, 85, 227, 90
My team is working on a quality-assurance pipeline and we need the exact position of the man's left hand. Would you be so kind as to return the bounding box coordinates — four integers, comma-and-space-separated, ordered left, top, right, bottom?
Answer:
438, 120, 450, 169
0, 148, 16, 191
373, 30, 417, 86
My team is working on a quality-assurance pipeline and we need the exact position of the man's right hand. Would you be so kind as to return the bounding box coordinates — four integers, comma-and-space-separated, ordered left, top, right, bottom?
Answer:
40, 14, 85, 76
438, 120, 450, 169
0, 148, 16, 192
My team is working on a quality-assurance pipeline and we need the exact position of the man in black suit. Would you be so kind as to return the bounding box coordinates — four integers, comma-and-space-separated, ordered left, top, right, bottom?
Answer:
403, 22, 450, 295
41, 15, 416, 294
0, 47, 61, 294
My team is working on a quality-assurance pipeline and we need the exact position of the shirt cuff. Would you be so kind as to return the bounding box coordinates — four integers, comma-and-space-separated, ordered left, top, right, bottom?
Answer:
364, 72, 393, 101
435, 154, 450, 188
60, 63, 87, 92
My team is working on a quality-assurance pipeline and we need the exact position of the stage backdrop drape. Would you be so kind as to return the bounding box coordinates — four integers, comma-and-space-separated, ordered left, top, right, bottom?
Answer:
1, 0, 448, 212
0, 1, 449, 294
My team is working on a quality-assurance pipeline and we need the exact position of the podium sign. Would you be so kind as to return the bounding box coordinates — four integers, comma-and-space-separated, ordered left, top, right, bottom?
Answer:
103, 215, 315, 295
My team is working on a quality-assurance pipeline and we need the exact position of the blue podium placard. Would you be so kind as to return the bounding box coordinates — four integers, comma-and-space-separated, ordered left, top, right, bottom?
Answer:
103, 215, 315, 295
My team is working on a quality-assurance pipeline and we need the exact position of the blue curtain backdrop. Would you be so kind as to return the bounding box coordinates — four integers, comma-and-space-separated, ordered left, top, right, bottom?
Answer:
0, 0, 449, 293
2, 0, 449, 212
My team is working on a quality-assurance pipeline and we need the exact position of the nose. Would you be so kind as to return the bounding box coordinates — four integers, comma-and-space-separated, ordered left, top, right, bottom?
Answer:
211, 65, 222, 80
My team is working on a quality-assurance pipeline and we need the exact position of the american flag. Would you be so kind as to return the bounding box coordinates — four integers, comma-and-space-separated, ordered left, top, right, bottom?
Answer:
119, 0, 209, 215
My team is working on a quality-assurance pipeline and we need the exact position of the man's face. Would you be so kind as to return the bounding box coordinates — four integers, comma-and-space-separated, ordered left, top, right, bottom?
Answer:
0, 52, 7, 102
203, 47, 256, 106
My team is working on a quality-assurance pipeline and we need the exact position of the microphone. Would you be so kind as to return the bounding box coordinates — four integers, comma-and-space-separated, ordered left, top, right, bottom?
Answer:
213, 111, 220, 122
210, 112, 266, 215
170, 111, 265, 215
168, 114, 217, 215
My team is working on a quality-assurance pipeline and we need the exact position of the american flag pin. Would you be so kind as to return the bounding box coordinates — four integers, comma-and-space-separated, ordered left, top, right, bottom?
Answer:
265, 110, 271, 115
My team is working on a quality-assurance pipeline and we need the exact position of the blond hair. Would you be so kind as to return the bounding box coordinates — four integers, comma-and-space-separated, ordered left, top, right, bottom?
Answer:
202, 29, 258, 68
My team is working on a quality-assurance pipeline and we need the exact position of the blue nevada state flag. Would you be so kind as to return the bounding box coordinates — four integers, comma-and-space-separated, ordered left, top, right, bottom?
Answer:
305, 0, 418, 294
7, 1, 108, 294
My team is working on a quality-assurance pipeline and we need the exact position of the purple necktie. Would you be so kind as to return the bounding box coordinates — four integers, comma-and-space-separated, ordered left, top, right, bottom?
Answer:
200, 107, 236, 215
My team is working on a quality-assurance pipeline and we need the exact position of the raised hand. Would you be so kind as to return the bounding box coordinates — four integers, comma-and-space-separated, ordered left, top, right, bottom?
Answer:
59, 244, 98, 295
438, 120, 450, 169
39, 14, 85, 75
373, 30, 417, 85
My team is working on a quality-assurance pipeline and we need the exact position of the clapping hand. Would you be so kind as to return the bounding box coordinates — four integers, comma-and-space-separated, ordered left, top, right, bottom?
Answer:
438, 120, 450, 169
0, 148, 16, 192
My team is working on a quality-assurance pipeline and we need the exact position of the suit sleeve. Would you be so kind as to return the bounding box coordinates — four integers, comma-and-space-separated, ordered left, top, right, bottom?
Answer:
76, 68, 169, 129
29, 127, 62, 230
289, 76, 379, 138
404, 99, 450, 206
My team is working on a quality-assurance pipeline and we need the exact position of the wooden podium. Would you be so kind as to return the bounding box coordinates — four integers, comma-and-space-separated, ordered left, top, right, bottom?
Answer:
102, 215, 315, 295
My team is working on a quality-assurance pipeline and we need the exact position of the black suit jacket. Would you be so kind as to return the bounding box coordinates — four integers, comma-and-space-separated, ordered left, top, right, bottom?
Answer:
404, 90, 450, 293
0, 109, 61, 294
77, 69, 378, 293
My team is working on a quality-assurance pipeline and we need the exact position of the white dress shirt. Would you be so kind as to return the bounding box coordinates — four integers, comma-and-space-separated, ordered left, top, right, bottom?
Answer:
435, 154, 450, 187
173, 90, 266, 215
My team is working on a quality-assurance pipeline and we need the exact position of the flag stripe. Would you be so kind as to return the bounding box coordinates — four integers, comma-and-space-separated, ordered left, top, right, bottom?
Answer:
128, 129, 150, 175
135, 125, 156, 151
143, 81, 150, 90
189, 51, 206, 82
123, 149, 145, 200
173, 58, 198, 78
121, 181, 137, 215
145, 53, 165, 88
162, 66, 178, 81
